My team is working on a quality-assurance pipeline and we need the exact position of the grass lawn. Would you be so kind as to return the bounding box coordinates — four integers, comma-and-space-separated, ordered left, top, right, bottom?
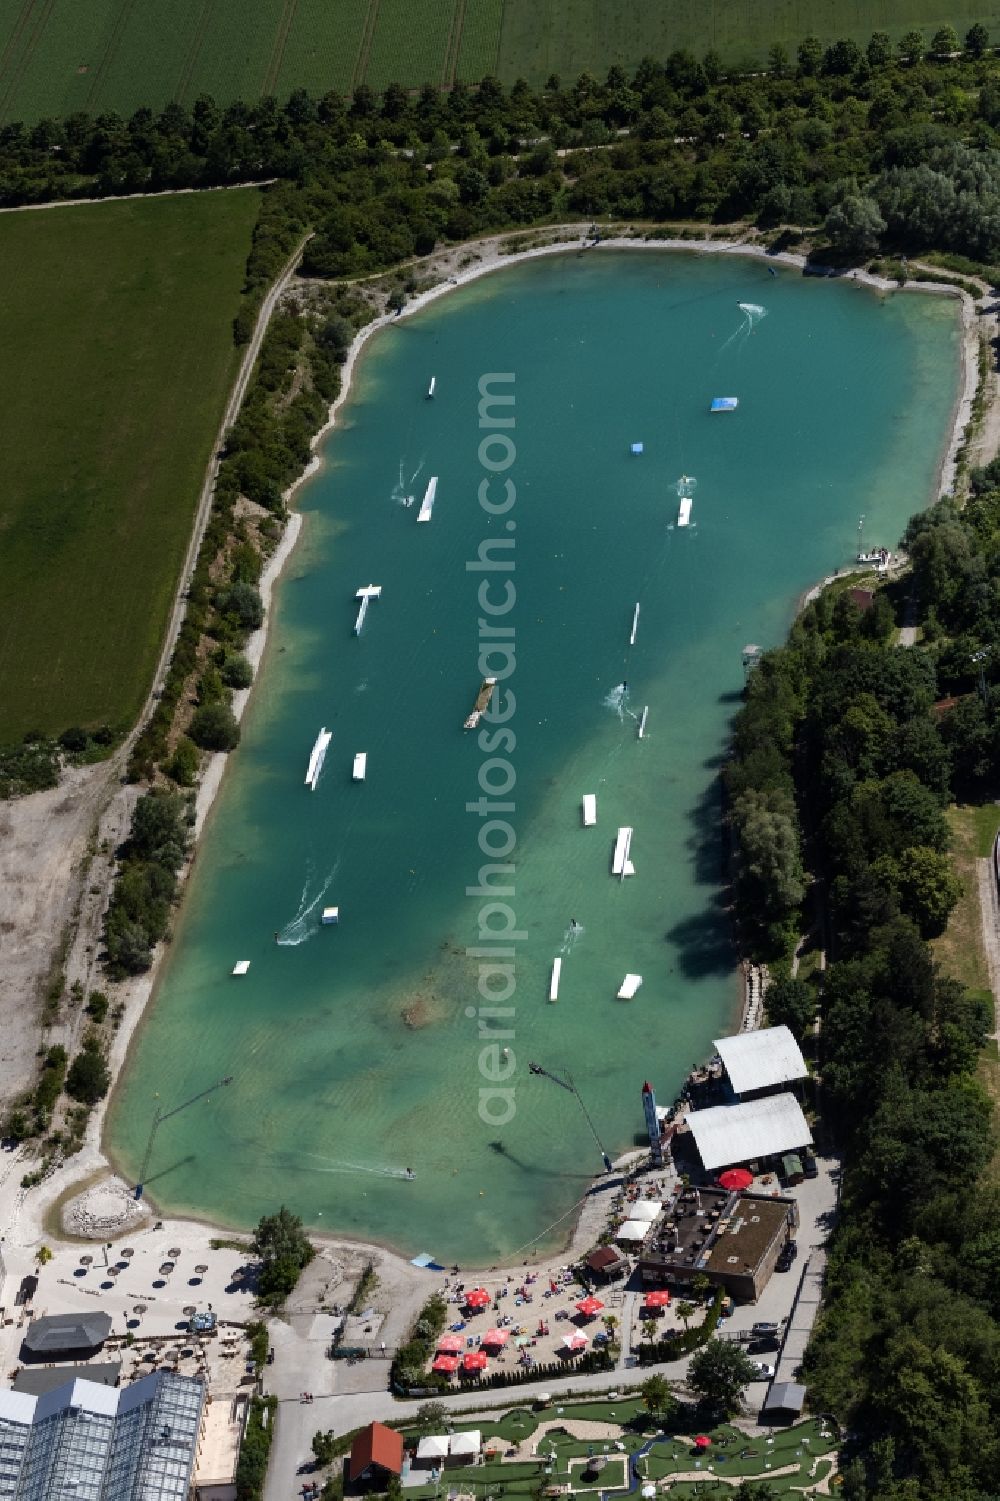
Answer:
0, 0, 996, 121
0, 188, 259, 742
933, 805, 992, 994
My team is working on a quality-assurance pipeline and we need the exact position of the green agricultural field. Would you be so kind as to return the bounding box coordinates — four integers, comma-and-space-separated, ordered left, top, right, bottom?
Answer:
0, 0, 996, 123
0, 188, 259, 742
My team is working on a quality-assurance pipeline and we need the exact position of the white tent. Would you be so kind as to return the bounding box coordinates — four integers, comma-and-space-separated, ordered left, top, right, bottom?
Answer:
616, 1220, 649, 1243
449, 1431, 481, 1461
629, 1200, 662, 1222
416, 1435, 450, 1465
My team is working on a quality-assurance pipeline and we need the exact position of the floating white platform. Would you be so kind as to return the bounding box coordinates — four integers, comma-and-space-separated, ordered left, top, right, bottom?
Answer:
677, 496, 692, 527
305, 727, 332, 790
427, 376, 436, 399
354, 584, 382, 635
417, 476, 438, 522
612, 826, 635, 878
582, 793, 597, 827
549, 957, 562, 1002
638, 706, 649, 740
618, 973, 642, 1000
321, 907, 340, 925
630, 602, 640, 646
353, 752, 367, 781
232, 960, 250, 976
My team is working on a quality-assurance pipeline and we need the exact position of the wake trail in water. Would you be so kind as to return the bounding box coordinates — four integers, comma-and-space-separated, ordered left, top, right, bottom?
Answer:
604, 682, 629, 720
305, 1153, 413, 1178
392, 456, 425, 508
559, 921, 585, 955
277, 860, 340, 947
719, 300, 768, 353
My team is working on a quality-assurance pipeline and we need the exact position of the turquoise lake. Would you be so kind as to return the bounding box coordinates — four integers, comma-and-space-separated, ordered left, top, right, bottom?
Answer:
106, 251, 961, 1264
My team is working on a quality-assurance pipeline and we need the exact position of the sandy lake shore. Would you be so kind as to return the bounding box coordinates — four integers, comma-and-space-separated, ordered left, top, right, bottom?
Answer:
0, 222, 994, 1282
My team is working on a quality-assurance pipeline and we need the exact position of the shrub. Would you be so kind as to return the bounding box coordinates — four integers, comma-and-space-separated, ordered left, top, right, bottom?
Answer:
85, 991, 109, 1022
189, 701, 240, 752
221, 653, 253, 689
66, 1044, 110, 1105
166, 737, 200, 787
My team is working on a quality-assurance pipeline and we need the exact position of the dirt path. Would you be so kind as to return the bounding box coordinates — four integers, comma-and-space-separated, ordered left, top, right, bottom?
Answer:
977, 858, 1000, 1037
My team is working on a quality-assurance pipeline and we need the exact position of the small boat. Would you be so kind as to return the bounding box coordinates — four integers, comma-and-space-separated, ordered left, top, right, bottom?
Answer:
618, 973, 642, 1000
677, 496, 692, 527
549, 957, 562, 1002
417, 476, 438, 522
321, 907, 340, 925
638, 706, 649, 740
464, 676, 497, 730
427, 377, 436, 399
857, 547, 891, 570
354, 584, 382, 635
305, 728, 332, 790
353, 752, 367, 782
630, 602, 640, 646
232, 960, 251, 976
582, 794, 597, 827
612, 826, 635, 879
710, 396, 738, 413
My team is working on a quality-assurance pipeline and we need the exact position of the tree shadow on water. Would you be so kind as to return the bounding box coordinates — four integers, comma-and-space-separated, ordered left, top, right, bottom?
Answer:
665, 774, 736, 980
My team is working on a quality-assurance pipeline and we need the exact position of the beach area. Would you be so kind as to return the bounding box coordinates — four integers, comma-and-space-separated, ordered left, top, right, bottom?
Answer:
0, 222, 992, 1289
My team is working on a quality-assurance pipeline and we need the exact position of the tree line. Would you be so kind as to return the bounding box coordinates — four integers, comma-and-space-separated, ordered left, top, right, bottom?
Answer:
723, 469, 1000, 1497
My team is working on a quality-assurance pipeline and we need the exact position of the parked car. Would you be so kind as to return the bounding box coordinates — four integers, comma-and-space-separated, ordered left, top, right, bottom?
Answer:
751, 1360, 776, 1379
802, 1148, 819, 1178
748, 1337, 780, 1353
776, 1240, 799, 1272
751, 1320, 782, 1336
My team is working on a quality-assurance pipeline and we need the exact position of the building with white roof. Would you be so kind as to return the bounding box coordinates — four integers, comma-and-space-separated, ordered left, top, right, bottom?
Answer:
686, 1092, 813, 1172
0, 1369, 204, 1499
713, 1026, 807, 1100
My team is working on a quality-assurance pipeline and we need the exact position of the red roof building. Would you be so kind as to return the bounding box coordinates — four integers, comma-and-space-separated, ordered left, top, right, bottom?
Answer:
348, 1422, 404, 1486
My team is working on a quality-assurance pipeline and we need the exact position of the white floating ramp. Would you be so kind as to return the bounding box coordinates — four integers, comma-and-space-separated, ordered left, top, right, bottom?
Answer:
677, 496, 692, 527
630, 603, 640, 646
638, 707, 649, 740
417, 476, 438, 522
582, 793, 597, 827
353, 752, 367, 781
321, 907, 340, 925
612, 826, 635, 878
232, 960, 250, 976
549, 957, 562, 1002
618, 973, 643, 1000
354, 584, 382, 635
427, 376, 436, 399
305, 728, 332, 790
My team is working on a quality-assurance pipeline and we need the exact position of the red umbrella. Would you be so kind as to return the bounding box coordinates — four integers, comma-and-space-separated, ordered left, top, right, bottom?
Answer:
718, 1168, 753, 1191
576, 1296, 604, 1318
465, 1288, 491, 1309
643, 1289, 672, 1308
432, 1355, 459, 1373
462, 1350, 489, 1372
437, 1333, 464, 1352
481, 1328, 509, 1347
693, 1435, 712, 1450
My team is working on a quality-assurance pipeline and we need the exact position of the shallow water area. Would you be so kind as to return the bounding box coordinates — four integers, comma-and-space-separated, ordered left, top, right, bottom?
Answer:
107, 251, 961, 1263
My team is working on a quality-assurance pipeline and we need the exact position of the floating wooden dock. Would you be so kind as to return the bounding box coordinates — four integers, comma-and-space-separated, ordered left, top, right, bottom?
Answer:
630, 602, 640, 646
612, 826, 635, 879
305, 728, 332, 790
353, 752, 367, 781
417, 476, 438, 522
618, 973, 642, 1000
354, 584, 382, 635
464, 676, 497, 730
549, 957, 562, 1002
677, 496, 692, 527
582, 793, 597, 827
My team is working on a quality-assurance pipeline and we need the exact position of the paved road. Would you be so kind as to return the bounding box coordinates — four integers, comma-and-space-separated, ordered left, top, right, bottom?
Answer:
262, 1157, 839, 1500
